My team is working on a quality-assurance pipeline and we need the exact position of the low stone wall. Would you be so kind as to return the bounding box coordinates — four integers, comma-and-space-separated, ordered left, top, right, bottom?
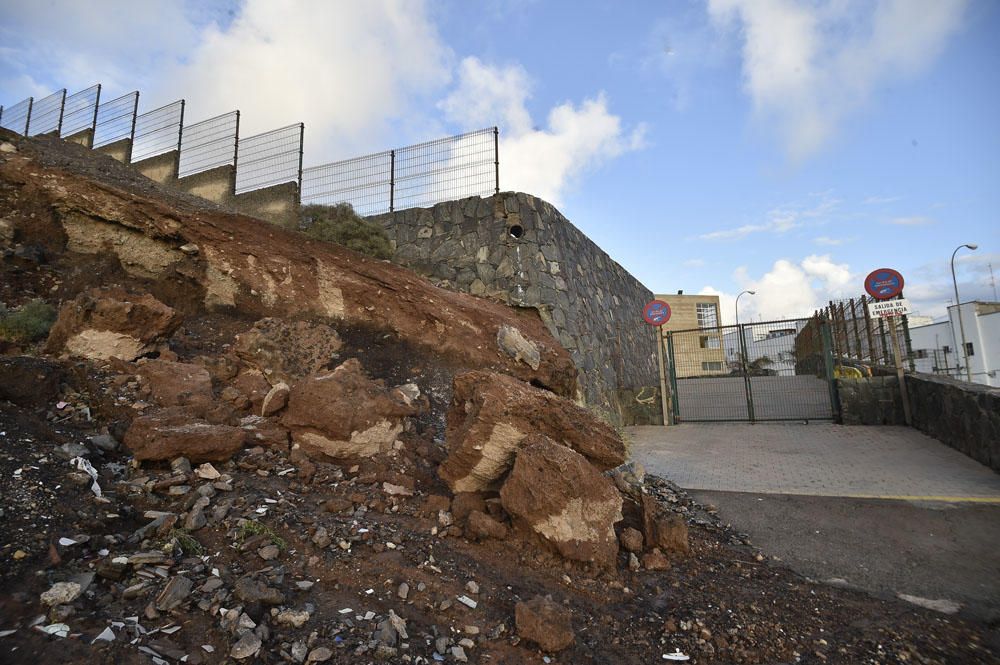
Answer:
94, 138, 131, 164
233, 182, 300, 229
178, 165, 236, 205
370, 192, 660, 424
907, 373, 1000, 473
839, 373, 999, 472
133, 151, 179, 185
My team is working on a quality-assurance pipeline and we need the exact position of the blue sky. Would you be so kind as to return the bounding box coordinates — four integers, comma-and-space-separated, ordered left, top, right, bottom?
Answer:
2, 0, 997, 323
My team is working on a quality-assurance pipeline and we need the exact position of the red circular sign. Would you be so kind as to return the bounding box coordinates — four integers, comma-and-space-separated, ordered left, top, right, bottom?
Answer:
643, 299, 672, 326
864, 268, 905, 300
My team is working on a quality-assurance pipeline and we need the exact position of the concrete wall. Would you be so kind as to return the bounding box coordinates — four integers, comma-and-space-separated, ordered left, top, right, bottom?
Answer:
133, 150, 178, 185
94, 138, 131, 163
839, 373, 1000, 472
64, 129, 93, 149
370, 192, 661, 425
177, 165, 236, 205
233, 182, 300, 230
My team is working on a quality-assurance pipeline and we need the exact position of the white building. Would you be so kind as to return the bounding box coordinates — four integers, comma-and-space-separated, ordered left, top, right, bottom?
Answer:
722, 321, 808, 376
908, 301, 1000, 387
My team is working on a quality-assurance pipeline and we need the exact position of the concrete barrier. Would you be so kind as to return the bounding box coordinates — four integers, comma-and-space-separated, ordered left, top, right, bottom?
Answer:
94, 138, 131, 163
132, 150, 178, 185
64, 129, 94, 149
233, 181, 299, 229
177, 165, 235, 205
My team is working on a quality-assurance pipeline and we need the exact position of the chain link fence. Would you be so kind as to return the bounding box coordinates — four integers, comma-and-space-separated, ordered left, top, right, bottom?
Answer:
178, 110, 239, 178
235, 123, 303, 195
131, 100, 184, 163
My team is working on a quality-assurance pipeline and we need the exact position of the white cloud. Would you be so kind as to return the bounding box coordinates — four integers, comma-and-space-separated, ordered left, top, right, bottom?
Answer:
699, 193, 838, 241
706, 254, 855, 324
439, 56, 645, 205
156, 1, 452, 159
814, 235, 849, 246
682, 258, 706, 268
887, 216, 934, 226
708, 0, 966, 159
864, 195, 901, 205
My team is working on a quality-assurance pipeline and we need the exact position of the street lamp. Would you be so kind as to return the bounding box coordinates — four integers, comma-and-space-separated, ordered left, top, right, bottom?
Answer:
951, 243, 978, 382
735, 290, 756, 325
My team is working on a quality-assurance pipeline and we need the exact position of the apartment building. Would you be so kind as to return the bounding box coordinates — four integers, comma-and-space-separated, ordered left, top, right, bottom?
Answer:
654, 292, 726, 377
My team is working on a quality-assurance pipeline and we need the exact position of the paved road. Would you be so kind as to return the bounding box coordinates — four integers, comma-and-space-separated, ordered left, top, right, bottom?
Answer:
628, 423, 1000, 621
675, 375, 833, 421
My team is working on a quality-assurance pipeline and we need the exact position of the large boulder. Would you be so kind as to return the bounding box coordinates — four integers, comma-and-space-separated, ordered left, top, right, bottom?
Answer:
136, 359, 213, 409
282, 359, 415, 460
515, 596, 574, 652
124, 409, 246, 462
45, 287, 180, 361
641, 494, 690, 556
439, 371, 627, 492
233, 317, 343, 383
0, 356, 64, 408
500, 436, 623, 568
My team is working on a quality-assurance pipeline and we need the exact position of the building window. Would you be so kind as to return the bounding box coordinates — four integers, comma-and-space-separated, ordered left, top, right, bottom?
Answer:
696, 303, 718, 329
913, 349, 929, 359
699, 335, 721, 349
965, 342, 974, 357
702, 361, 723, 372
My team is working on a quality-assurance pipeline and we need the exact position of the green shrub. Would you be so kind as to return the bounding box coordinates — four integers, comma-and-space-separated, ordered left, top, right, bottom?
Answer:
300, 203, 393, 260
0, 299, 57, 343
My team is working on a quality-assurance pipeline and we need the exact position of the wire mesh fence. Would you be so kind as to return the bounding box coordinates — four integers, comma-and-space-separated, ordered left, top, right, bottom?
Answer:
301, 151, 392, 216
666, 318, 835, 422
131, 100, 184, 163
178, 110, 239, 178
0, 97, 32, 135
301, 127, 498, 216
61, 85, 101, 139
27, 89, 66, 136
235, 123, 303, 195
93, 91, 138, 149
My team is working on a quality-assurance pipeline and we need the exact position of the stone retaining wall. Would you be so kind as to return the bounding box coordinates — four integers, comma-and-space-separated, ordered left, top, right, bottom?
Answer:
370, 192, 660, 424
839, 373, 999, 472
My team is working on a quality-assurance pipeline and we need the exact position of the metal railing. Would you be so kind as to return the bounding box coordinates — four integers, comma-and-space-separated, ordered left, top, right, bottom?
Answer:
93, 91, 138, 149
60, 85, 101, 139
235, 123, 303, 195
27, 89, 66, 136
4, 83, 501, 216
178, 110, 239, 178
131, 100, 184, 163
301, 127, 499, 216
0, 97, 32, 135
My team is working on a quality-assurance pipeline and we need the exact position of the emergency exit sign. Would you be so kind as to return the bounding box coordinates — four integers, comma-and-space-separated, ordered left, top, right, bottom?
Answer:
869, 299, 912, 318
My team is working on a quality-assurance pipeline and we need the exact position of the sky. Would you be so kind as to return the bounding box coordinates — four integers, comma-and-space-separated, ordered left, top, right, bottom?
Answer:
1, 0, 998, 325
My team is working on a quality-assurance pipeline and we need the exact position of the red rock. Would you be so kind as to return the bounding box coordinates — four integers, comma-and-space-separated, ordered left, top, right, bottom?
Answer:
620, 527, 644, 553
439, 371, 627, 493
515, 595, 574, 651
451, 493, 487, 522
233, 318, 342, 383
642, 548, 671, 571
124, 410, 246, 462
641, 494, 690, 556
45, 287, 180, 361
499, 436, 623, 568
231, 370, 271, 413
466, 510, 509, 541
282, 359, 415, 460
136, 359, 213, 409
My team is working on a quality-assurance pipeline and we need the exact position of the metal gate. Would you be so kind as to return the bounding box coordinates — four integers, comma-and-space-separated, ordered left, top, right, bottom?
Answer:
663, 317, 837, 422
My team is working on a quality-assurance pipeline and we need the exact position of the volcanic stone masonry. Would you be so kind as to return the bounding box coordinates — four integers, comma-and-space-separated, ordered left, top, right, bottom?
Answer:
370, 192, 661, 425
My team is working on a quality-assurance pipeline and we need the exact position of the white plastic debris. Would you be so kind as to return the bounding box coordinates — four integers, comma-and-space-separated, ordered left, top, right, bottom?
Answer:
92, 627, 116, 643
201, 645, 215, 653
58, 537, 79, 547
338, 608, 353, 615
70, 456, 102, 497
38, 623, 70, 638
0, 629, 17, 638
663, 650, 691, 661
456, 595, 478, 609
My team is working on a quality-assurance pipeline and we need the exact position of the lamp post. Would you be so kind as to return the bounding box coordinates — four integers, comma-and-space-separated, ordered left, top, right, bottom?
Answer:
735, 290, 755, 370
951, 244, 978, 382
735, 290, 755, 325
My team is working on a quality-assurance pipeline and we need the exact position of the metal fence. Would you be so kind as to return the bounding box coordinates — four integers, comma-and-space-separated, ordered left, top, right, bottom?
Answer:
235, 123, 303, 195
802, 294, 912, 373
131, 100, 184, 163
665, 317, 836, 422
60, 84, 101, 140
93, 91, 138, 149
301, 127, 498, 216
178, 110, 239, 178
27, 89, 66, 136
4, 83, 501, 216
0, 97, 32, 135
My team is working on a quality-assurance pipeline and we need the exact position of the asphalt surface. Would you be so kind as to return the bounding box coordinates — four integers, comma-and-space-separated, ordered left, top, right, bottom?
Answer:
629, 423, 1000, 622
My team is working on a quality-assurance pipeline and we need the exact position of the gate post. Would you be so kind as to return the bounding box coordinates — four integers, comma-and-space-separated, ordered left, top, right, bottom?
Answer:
821, 319, 841, 422
666, 333, 680, 423
739, 324, 755, 422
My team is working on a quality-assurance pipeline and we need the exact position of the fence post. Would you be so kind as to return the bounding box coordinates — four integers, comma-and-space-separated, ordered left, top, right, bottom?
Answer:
297, 123, 305, 205
176, 100, 185, 177
389, 149, 395, 212
493, 126, 499, 195
126, 92, 139, 163
56, 89, 67, 135
23, 98, 33, 136
90, 85, 102, 144
232, 111, 240, 199
821, 319, 841, 421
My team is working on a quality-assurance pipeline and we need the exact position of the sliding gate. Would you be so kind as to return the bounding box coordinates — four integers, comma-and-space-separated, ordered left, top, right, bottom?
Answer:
664, 318, 837, 422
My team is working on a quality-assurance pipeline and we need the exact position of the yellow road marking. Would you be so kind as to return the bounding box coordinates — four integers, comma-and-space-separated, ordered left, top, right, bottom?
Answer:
842, 494, 1000, 503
